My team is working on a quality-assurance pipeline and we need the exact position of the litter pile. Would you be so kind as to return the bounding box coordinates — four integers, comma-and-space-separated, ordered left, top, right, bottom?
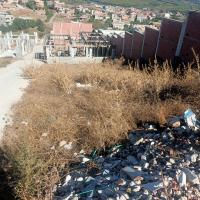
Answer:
54, 109, 200, 200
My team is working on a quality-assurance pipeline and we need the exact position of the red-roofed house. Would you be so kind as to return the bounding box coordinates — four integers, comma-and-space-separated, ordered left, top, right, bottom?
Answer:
51, 22, 93, 40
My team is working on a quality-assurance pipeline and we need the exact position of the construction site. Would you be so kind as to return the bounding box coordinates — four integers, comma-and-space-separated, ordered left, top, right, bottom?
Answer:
0, 31, 38, 58
42, 10, 200, 65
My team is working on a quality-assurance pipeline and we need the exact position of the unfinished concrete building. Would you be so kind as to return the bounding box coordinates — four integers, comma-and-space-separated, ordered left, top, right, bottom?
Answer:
44, 22, 111, 63
0, 31, 38, 57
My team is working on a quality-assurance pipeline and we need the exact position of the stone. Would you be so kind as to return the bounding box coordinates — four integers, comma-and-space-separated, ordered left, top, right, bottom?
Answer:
176, 170, 187, 188
41, 132, 49, 137
82, 157, 90, 163
59, 140, 67, 147
182, 168, 200, 184
103, 169, 110, 175
127, 155, 139, 165
133, 176, 144, 185
143, 162, 149, 169
63, 142, 73, 150
117, 178, 127, 186
135, 138, 144, 145
116, 192, 129, 200
142, 181, 163, 192
121, 166, 144, 180
169, 158, 175, 164
63, 175, 71, 186
190, 153, 198, 163
77, 177, 83, 182
168, 117, 181, 128
133, 185, 141, 192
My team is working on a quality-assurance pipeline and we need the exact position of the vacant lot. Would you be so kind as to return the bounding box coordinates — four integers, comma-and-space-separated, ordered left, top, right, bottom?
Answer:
2, 60, 200, 199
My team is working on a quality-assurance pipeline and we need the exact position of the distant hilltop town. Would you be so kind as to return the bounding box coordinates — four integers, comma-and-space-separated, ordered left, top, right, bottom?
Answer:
0, 0, 185, 32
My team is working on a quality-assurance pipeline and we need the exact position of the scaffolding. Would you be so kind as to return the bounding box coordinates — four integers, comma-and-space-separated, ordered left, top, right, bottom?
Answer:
43, 31, 112, 61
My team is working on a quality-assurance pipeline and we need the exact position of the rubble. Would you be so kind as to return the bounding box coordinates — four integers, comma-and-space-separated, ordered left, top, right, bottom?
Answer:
54, 110, 200, 200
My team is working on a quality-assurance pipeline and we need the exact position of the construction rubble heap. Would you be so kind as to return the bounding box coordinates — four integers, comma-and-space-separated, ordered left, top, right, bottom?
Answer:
54, 109, 200, 200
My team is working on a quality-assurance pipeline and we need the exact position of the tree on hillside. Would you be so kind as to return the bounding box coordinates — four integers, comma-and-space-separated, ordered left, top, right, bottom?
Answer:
26, 0, 36, 10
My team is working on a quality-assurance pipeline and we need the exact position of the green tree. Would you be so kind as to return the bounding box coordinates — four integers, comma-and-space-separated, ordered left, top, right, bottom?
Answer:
26, 0, 36, 10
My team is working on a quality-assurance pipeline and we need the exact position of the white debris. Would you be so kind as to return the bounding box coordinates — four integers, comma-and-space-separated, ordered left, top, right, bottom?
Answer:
182, 168, 200, 185
82, 157, 90, 163
63, 142, 73, 150
76, 82, 92, 89
63, 175, 72, 186
59, 140, 67, 147
41, 132, 49, 137
21, 121, 28, 126
176, 169, 187, 188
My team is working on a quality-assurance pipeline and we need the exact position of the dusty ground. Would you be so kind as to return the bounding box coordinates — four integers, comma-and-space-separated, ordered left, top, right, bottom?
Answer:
0, 58, 16, 68
0, 46, 43, 136
12, 8, 46, 20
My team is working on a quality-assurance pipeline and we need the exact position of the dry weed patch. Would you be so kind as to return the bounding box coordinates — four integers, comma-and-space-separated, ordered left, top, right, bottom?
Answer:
3, 62, 200, 199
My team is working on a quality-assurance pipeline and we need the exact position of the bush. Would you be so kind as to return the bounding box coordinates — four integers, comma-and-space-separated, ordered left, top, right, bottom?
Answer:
0, 18, 45, 33
26, 0, 36, 10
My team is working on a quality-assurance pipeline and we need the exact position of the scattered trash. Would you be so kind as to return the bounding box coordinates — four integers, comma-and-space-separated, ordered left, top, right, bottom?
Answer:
167, 116, 181, 128
184, 109, 200, 130
54, 110, 200, 199
75, 83, 92, 89
59, 140, 67, 147
63, 142, 73, 150
41, 132, 49, 137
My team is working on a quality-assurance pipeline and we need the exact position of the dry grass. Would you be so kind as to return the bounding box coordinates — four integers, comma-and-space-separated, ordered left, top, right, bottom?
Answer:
2, 61, 200, 199
0, 57, 16, 68
12, 8, 46, 21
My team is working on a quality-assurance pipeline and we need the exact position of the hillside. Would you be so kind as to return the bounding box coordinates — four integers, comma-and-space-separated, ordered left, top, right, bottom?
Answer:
91, 0, 200, 12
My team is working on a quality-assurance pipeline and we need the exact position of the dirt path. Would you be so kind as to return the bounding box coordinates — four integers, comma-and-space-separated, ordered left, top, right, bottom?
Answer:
0, 46, 43, 137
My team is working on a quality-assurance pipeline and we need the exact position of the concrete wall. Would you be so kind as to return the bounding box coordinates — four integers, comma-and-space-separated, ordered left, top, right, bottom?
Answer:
156, 18, 183, 61
176, 11, 200, 63
122, 32, 133, 59
141, 27, 159, 61
131, 31, 144, 60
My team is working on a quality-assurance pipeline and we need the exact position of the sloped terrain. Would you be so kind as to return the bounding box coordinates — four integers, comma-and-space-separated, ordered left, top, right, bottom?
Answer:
2, 60, 200, 199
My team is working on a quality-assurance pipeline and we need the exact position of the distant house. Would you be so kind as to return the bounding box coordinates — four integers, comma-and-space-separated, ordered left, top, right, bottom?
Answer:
51, 21, 93, 40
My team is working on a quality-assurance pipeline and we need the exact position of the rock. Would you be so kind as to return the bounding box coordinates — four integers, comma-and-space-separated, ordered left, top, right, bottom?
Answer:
129, 181, 136, 187
117, 178, 127, 186
41, 132, 49, 137
135, 138, 144, 145
142, 181, 163, 192
103, 169, 110, 175
133, 176, 144, 185
169, 158, 175, 164
168, 117, 181, 128
143, 162, 149, 169
63, 142, 73, 150
190, 153, 198, 163
182, 168, 200, 184
77, 177, 83, 182
121, 166, 144, 180
116, 192, 129, 200
176, 170, 187, 188
63, 175, 71, 186
127, 155, 139, 165
59, 140, 67, 147
82, 157, 90, 163
132, 185, 141, 192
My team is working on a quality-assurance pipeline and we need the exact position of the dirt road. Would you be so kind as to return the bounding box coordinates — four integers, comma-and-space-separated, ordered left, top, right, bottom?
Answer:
0, 46, 43, 137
